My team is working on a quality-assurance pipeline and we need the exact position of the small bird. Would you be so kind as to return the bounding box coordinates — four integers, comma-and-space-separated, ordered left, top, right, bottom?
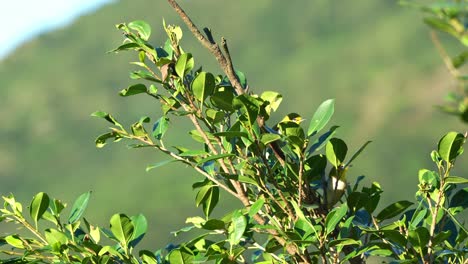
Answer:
326, 165, 349, 208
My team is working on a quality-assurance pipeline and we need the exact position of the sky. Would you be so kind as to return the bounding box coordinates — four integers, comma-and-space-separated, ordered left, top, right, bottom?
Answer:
0, 0, 115, 59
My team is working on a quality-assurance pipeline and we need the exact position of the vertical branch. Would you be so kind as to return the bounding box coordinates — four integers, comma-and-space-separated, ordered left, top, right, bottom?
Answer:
166, 0, 243, 95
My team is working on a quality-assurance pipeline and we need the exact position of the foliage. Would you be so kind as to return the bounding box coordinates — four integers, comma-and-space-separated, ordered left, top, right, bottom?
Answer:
404, 0, 468, 122
1, 1, 467, 263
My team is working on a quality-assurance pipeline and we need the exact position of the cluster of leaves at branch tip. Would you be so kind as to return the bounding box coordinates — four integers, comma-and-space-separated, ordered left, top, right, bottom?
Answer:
1, 1, 468, 263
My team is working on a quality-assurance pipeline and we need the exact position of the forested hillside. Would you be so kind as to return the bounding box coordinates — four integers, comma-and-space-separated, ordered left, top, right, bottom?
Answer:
0, 0, 466, 248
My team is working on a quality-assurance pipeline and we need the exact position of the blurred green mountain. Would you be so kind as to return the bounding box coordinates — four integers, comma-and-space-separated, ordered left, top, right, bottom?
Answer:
0, 0, 466, 249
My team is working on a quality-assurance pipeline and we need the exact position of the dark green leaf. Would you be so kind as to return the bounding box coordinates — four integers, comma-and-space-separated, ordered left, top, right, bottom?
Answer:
449, 187, 468, 211
347, 192, 369, 212
308, 125, 339, 153
376, 200, 413, 221
119, 83, 147, 97
211, 86, 235, 112
192, 72, 215, 102
202, 219, 225, 230
308, 99, 335, 136
325, 138, 348, 167
30, 192, 50, 227
68, 191, 91, 224
408, 226, 430, 250
140, 250, 158, 264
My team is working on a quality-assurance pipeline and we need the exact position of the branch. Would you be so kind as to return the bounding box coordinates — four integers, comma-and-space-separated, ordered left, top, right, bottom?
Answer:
166, 0, 243, 95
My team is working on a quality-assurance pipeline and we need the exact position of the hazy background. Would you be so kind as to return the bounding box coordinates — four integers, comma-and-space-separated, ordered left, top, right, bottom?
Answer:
1, 0, 466, 250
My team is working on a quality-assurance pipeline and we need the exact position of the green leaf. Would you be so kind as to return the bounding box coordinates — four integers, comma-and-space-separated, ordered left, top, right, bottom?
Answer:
308, 125, 339, 153
325, 203, 348, 236
408, 226, 430, 250
128, 20, 151, 41
129, 214, 147, 248
109, 42, 140, 53
212, 131, 249, 139
202, 219, 225, 230
195, 184, 219, 217
95, 131, 123, 148
260, 133, 281, 145
233, 94, 261, 126
228, 210, 247, 245
119, 83, 147, 97
235, 70, 248, 88
248, 198, 265, 217
91, 111, 124, 130
110, 213, 135, 248
140, 250, 158, 264
205, 108, 224, 124
130, 70, 161, 83
68, 191, 91, 224
445, 176, 468, 184
44, 228, 69, 245
260, 91, 283, 115
192, 72, 215, 102
328, 238, 361, 248
438, 132, 465, 162
152, 116, 169, 140
449, 187, 468, 212
347, 192, 369, 212
146, 159, 176, 172
308, 99, 335, 136
410, 208, 427, 229
376, 200, 413, 221
169, 249, 194, 264
29, 192, 50, 227
424, 17, 458, 37
211, 86, 235, 112
175, 53, 194, 78
344, 140, 372, 167
325, 138, 348, 167
196, 153, 235, 165
5, 235, 24, 249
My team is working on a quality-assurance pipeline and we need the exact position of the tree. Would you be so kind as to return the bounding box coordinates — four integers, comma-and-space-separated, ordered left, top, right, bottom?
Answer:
1, 1, 467, 263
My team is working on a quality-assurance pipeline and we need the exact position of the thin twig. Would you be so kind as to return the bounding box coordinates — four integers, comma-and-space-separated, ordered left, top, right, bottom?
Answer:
430, 31, 460, 78
166, 0, 243, 94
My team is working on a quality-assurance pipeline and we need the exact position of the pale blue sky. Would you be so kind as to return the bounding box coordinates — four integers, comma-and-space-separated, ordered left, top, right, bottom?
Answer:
0, 0, 114, 59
